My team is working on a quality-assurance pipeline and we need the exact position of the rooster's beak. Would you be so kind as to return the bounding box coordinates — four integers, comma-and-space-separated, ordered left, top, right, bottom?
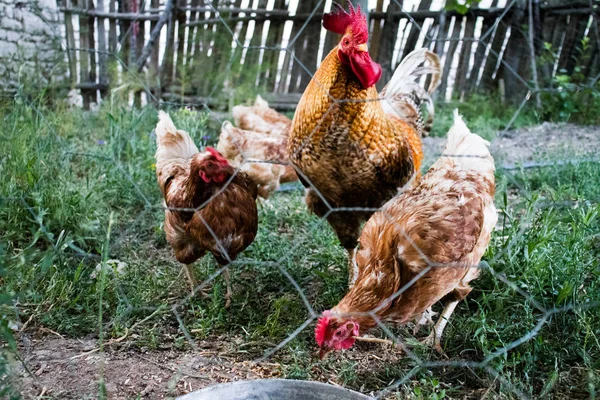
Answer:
319, 347, 332, 360
357, 43, 368, 52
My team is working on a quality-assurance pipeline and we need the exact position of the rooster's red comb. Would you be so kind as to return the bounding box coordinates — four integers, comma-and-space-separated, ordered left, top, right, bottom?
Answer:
323, 2, 368, 44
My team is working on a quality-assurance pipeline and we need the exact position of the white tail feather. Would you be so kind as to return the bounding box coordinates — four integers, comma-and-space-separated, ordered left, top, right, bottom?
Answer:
155, 110, 199, 165
381, 49, 441, 136
439, 109, 495, 174
384, 49, 441, 96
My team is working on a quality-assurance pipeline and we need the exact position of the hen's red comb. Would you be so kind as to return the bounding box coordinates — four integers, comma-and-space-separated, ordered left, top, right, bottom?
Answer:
315, 310, 332, 346
323, 2, 368, 44
205, 146, 229, 166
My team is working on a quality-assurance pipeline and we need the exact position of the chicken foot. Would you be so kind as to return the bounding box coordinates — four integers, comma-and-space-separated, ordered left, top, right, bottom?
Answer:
412, 307, 438, 335
422, 300, 459, 354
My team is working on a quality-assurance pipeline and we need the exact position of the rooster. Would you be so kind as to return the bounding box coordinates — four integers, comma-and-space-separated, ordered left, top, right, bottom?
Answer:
232, 95, 297, 184
155, 111, 258, 308
315, 110, 497, 357
288, 4, 440, 286
217, 121, 287, 199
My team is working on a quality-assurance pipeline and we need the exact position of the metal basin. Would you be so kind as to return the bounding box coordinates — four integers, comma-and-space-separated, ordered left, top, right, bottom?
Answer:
177, 378, 373, 400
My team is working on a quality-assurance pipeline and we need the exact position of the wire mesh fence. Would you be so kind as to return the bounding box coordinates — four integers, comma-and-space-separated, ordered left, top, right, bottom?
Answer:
1, 0, 600, 399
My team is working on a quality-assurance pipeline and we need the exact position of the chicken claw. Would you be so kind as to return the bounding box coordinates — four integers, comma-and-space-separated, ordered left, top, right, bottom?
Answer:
412, 307, 438, 335
421, 300, 459, 355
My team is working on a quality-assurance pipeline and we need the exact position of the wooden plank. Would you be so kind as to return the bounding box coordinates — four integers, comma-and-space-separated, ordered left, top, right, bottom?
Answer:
397, 0, 432, 63
479, 15, 509, 91
369, 0, 385, 60
58, 7, 160, 20
62, 0, 78, 86
190, 0, 218, 93
296, 0, 325, 91
78, 0, 91, 108
96, 0, 108, 97
375, 0, 401, 88
453, 15, 476, 99
149, 0, 160, 78
500, 0, 530, 103
437, 16, 462, 99
464, 0, 499, 95
160, 0, 177, 89
185, 0, 201, 69
87, 0, 98, 104
244, 0, 269, 90
108, 0, 117, 53
134, 0, 146, 106
560, 15, 589, 74
260, 0, 287, 92
119, 0, 132, 66
209, 0, 244, 95
280, 0, 322, 93
434, 9, 448, 57
174, 0, 187, 83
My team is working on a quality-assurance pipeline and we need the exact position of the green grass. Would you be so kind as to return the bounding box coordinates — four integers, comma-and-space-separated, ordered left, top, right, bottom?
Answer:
430, 93, 538, 140
1, 95, 599, 399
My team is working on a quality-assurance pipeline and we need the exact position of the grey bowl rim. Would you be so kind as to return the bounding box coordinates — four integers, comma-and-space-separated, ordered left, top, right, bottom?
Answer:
176, 378, 375, 400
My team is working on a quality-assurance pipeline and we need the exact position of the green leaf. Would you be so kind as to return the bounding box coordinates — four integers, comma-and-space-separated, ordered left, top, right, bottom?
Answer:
556, 282, 574, 304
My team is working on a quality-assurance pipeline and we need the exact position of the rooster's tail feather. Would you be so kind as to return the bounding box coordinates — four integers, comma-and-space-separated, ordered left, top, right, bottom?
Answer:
381, 49, 441, 137
439, 109, 494, 174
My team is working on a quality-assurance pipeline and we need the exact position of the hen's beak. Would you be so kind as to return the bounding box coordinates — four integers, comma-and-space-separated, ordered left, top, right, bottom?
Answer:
319, 347, 332, 360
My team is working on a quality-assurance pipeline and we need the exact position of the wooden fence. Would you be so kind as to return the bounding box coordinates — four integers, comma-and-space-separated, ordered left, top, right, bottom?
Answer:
59, 0, 600, 110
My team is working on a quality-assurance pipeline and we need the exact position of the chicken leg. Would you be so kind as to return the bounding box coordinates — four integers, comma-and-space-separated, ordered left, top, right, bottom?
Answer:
222, 267, 232, 309
422, 300, 459, 353
347, 248, 358, 288
183, 264, 196, 295
412, 306, 438, 335
182, 264, 210, 298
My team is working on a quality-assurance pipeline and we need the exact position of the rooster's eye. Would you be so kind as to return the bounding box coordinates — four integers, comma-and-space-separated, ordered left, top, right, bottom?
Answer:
344, 40, 350, 45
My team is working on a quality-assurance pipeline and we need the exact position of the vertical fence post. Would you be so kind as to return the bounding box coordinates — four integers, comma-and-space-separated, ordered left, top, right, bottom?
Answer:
97, 0, 109, 97
62, 0, 78, 87
528, 0, 542, 108
78, 0, 91, 108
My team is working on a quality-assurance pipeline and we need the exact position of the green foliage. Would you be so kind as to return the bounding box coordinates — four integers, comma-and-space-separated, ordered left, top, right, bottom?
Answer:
445, 0, 481, 14
539, 37, 600, 124
431, 93, 536, 140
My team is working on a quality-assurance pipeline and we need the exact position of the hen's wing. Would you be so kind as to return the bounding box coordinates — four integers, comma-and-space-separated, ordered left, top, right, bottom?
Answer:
186, 172, 258, 263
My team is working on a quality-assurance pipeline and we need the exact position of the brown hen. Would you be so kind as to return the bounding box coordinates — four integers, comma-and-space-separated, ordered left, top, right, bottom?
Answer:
315, 111, 497, 357
155, 111, 258, 308
232, 95, 297, 184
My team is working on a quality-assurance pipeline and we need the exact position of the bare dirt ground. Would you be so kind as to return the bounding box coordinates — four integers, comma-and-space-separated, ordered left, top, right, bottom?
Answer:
11, 335, 281, 399
423, 122, 600, 168
7, 122, 600, 400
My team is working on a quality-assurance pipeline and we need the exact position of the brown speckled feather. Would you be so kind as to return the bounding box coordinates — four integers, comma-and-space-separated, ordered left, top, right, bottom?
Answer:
329, 113, 497, 331
289, 47, 424, 249
163, 168, 258, 266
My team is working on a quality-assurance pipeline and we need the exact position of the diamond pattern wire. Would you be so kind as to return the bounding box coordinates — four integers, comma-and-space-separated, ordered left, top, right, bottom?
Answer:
2, 0, 600, 398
